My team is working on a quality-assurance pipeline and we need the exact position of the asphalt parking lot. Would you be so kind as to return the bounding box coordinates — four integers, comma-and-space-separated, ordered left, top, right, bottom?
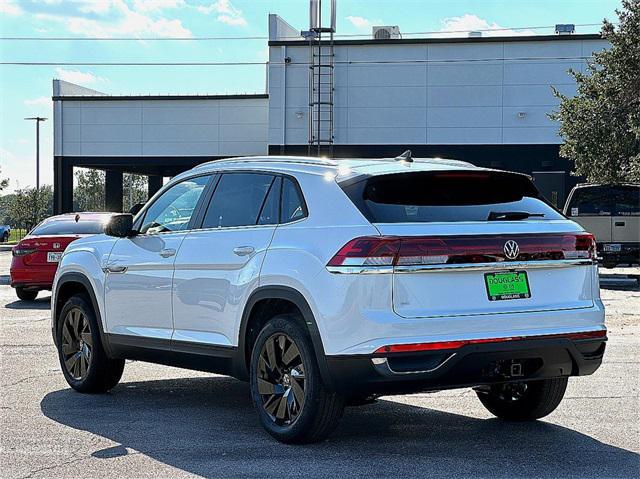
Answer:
1, 248, 638, 478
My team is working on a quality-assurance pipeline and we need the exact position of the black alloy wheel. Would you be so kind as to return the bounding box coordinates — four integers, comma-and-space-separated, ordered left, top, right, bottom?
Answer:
256, 333, 306, 426
61, 307, 93, 380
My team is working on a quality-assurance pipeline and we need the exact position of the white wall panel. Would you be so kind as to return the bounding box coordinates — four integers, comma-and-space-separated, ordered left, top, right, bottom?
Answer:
82, 124, 141, 142
348, 127, 426, 144
81, 107, 142, 125
503, 127, 560, 143
143, 142, 219, 156
428, 63, 502, 86
502, 107, 559, 128
81, 142, 142, 156
428, 86, 502, 107
348, 86, 427, 108
428, 127, 502, 144
348, 107, 426, 128
428, 107, 502, 128
503, 61, 583, 85
142, 124, 220, 142
348, 65, 427, 87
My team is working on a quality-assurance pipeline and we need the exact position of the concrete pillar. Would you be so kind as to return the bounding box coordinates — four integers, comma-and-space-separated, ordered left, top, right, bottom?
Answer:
53, 156, 74, 214
148, 175, 163, 200
105, 170, 124, 212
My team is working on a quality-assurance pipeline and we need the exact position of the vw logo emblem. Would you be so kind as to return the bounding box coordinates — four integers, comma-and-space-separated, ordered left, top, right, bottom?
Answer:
53, 243, 61, 249
504, 240, 519, 260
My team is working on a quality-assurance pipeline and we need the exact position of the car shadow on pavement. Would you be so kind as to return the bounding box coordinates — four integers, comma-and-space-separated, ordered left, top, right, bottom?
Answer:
40, 376, 639, 478
4, 296, 51, 310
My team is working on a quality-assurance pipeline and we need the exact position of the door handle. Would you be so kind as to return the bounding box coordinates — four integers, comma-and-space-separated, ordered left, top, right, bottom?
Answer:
614, 221, 625, 227
104, 265, 128, 274
233, 246, 255, 256
159, 248, 176, 258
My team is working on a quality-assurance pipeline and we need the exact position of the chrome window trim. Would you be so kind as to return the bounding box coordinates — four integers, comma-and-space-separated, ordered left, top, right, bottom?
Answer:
327, 259, 595, 274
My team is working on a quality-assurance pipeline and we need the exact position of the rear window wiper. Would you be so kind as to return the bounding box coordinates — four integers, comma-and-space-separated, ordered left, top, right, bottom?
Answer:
487, 211, 545, 221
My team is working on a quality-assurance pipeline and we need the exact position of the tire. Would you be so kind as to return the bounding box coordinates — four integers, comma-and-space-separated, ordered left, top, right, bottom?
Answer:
16, 287, 38, 301
476, 378, 568, 421
603, 261, 617, 269
56, 293, 125, 393
249, 314, 344, 444
1, 233, 8, 243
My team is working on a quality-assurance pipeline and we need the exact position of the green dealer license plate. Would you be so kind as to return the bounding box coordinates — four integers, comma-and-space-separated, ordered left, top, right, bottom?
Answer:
484, 271, 530, 301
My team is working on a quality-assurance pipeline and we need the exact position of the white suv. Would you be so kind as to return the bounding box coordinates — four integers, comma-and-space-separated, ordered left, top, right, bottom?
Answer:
52, 156, 606, 443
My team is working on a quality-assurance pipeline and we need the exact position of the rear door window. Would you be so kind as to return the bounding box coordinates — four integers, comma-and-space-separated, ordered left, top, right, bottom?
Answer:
611, 186, 639, 216
281, 178, 307, 223
340, 171, 563, 223
202, 173, 276, 228
567, 186, 613, 216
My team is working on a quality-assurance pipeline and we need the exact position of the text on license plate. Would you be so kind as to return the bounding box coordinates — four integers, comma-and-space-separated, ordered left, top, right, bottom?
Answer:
484, 271, 530, 301
47, 252, 63, 263
603, 244, 621, 252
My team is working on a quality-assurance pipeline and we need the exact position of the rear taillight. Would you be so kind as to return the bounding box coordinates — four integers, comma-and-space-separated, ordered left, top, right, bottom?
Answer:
12, 247, 37, 257
327, 233, 597, 269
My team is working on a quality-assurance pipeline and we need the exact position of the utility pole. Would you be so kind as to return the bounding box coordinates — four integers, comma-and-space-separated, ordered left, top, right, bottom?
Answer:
24, 117, 47, 190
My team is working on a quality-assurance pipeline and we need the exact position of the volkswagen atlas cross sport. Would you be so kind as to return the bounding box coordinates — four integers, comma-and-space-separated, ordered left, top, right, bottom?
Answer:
51, 155, 606, 443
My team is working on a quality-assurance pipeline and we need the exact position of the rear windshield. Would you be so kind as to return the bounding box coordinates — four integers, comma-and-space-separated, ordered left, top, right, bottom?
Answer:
31, 219, 107, 236
567, 185, 639, 216
340, 171, 564, 223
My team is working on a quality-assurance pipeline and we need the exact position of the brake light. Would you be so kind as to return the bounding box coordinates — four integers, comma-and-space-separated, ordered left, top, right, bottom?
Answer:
12, 247, 37, 257
327, 233, 597, 268
374, 329, 607, 354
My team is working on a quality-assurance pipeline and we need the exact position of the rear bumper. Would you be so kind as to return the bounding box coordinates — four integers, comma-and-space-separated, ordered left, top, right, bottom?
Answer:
597, 242, 639, 265
325, 336, 606, 396
10, 267, 55, 290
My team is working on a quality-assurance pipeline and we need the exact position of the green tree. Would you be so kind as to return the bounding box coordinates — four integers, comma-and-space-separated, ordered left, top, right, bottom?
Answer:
0, 166, 8, 191
551, 0, 640, 183
8, 185, 53, 230
123, 173, 148, 212
74, 168, 105, 212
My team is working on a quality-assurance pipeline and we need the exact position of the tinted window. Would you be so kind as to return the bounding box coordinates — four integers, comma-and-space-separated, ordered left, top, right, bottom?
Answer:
203, 173, 275, 228
341, 171, 564, 223
567, 186, 613, 216
139, 176, 210, 234
31, 219, 107, 235
258, 177, 281, 225
281, 178, 307, 223
612, 186, 639, 216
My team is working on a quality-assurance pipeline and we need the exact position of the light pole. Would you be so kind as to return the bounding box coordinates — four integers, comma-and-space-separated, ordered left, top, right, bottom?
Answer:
24, 117, 47, 190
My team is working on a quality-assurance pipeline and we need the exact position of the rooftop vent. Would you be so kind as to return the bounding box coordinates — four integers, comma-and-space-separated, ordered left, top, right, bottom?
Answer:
372, 26, 401, 40
555, 24, 575, 35
468, 31, 482, 38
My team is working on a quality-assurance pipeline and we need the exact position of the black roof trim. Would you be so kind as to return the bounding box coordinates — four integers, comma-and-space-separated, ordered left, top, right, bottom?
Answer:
52, 93, 269, 101
269, 33, 602, 47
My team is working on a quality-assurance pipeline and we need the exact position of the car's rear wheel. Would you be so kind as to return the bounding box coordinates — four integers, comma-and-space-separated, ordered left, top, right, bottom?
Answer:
1, 232, 8, 242
249, 314, 344, 444
16, 287, 38, 301
476, 378, 568, 421
57, 294, 125, 393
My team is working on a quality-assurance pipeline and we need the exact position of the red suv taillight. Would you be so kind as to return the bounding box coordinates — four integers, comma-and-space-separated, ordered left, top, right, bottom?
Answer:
327, 233, 596, 268
12, 246, 37, 257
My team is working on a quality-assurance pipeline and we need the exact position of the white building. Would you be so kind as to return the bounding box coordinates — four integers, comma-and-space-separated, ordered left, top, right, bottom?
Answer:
52, 14, 608, 213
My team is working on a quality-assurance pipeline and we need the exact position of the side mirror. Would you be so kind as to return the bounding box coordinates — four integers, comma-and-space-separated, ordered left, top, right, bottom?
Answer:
104, 214, 136, 238
129, 202, 144, 216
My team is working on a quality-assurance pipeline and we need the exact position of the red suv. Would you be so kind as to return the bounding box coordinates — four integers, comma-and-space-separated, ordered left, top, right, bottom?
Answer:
10, 213, 114, 301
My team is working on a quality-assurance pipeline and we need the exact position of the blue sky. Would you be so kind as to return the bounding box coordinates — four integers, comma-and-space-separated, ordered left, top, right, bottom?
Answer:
0, 0, 623, 192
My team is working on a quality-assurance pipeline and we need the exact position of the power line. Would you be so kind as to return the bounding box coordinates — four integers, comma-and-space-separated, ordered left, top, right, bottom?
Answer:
0, 23, 607, 41
1, 56, 595, 67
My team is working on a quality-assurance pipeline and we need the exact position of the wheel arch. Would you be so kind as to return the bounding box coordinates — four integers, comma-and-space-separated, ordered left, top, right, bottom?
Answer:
236, 286, 333, 388
53, 272, 111, 355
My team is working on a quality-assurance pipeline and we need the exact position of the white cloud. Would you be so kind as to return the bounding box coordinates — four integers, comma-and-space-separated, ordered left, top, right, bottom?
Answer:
346, 16, 372, 30
133, 0, 184, 13
55, 68, 107, 85
439, 14, 535, 37
197, 0, 247, 27
35, 0, 192, 38
24, 96, 51, 107
0, 0, 22, 16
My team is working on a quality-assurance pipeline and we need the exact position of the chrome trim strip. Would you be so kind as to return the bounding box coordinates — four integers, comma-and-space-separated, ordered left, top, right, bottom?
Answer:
327, 259, 594, 274
326, 265, 393, 274
393, 259, 595, 273
372, 353, 457, 375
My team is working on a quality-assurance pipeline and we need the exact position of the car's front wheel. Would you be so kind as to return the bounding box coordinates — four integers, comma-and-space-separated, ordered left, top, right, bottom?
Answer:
249, 314, 344, 444
476, 378, 568, 421
57, 293, 125, 393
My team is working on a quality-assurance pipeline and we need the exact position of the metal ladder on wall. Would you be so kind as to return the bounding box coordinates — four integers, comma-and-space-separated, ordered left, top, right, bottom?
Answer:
308, 27, 335, 157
